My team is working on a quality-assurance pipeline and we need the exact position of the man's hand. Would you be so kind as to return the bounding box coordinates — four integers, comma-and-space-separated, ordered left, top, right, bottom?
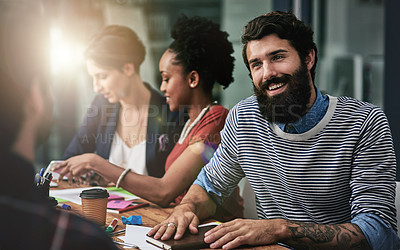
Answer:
148, 184, 218, 241
147, 202, 200, 241
203, 218, 287, 249
202, 219, 371, 250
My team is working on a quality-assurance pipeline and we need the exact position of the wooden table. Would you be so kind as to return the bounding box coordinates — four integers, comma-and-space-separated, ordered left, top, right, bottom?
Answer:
53, 182, 286, 250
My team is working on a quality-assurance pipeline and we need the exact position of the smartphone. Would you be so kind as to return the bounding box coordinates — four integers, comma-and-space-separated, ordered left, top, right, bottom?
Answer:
44, 160, 65, 180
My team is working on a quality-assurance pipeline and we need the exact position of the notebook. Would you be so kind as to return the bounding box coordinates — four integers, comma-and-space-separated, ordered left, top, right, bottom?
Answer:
146, 225, 216, 250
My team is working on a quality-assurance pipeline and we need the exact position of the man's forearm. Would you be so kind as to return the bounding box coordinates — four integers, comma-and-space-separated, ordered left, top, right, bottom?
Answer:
179, 184, 217, 221
283, 221, 371, 250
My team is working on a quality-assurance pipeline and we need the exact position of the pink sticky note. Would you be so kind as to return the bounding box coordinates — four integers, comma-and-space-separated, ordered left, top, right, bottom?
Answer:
108, 194, 125, 201
107, 200, 133, 209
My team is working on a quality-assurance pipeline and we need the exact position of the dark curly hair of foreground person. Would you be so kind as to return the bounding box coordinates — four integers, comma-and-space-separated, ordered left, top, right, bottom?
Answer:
168, 14, 235, 93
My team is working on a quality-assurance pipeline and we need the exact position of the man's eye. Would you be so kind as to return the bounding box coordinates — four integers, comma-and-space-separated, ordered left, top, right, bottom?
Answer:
251, 62, 261, 68
272, 55, 283, 61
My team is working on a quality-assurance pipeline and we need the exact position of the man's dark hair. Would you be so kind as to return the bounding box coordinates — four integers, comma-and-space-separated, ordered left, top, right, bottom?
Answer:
168, 14, 235, 94
241, 11, 318, 81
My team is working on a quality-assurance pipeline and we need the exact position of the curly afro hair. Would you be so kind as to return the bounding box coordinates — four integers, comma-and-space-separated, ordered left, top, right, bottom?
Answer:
168, 14, 234, 94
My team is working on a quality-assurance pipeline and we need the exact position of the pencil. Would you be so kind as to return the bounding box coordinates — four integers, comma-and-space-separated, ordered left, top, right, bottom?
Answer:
108, 229, 126, 236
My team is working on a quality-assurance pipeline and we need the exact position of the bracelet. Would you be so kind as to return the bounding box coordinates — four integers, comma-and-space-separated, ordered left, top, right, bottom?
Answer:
116, 168, 131, 188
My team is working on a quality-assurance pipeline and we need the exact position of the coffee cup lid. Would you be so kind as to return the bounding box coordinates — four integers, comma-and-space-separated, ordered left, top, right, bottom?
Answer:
79, 188, 109, 199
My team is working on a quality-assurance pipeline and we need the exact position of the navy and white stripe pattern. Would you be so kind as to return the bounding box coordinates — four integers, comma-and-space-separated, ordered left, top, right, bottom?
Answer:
204, 95, 397, 230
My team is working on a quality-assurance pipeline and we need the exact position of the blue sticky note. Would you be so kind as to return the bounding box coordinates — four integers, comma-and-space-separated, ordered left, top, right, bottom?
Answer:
121, 215, 142, 225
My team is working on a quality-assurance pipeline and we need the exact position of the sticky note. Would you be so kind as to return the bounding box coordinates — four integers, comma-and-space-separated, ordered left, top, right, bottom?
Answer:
107, 200, 133, 209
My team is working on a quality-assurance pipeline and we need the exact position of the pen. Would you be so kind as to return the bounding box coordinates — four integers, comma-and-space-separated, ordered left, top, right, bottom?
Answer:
57, 203, 71, 210
106, 218, 118, 233
113, 240, 139, 249
108, 229, 125, 236
37, 168, 45, 186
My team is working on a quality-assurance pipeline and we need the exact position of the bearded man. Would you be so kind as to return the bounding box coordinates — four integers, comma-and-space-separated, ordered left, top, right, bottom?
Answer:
148, 11, 400, 250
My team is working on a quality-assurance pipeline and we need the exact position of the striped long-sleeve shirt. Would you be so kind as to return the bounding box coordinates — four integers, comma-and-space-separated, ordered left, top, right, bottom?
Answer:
199, 94, 397, 231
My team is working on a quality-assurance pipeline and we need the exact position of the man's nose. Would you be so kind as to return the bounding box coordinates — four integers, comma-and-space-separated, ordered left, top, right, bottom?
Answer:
263, 63, 277, 81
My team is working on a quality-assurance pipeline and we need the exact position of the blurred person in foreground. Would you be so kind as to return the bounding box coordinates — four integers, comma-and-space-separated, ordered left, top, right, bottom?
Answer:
148, 11, 400, 250
0, 2, 118, 249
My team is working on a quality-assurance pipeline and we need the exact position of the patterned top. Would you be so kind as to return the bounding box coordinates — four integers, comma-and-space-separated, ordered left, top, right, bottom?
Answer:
197, 95, 397, 230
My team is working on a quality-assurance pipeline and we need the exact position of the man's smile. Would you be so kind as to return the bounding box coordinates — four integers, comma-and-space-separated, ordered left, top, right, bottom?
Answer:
268, 82, 286, 90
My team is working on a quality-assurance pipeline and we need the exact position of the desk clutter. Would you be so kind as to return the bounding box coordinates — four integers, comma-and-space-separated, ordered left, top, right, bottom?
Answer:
46, 184, 221, 249
39, 162, 226, 249
35, 167, 59, 208
35, 167, 52, 197
49, 186, 147, 211
43, 161, 150, 215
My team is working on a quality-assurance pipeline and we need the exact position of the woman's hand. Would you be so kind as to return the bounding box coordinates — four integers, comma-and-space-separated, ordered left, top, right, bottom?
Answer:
53, 153, 106, 184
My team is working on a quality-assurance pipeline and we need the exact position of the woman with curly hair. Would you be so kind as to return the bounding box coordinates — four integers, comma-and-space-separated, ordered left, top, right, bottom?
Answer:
158, 15, 243, 220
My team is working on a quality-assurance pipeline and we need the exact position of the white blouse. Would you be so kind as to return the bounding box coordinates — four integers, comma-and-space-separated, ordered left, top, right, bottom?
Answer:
108, 132, 147, 175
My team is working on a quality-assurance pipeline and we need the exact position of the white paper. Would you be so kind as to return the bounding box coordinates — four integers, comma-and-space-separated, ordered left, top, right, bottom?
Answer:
49, 187, 139, 205
123, 225, 159, 249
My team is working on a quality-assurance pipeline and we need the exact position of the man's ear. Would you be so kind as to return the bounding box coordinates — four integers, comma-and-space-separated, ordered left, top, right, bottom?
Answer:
188, 70, 200, 88
123, 63, 135, 76
305, 49, 316, 71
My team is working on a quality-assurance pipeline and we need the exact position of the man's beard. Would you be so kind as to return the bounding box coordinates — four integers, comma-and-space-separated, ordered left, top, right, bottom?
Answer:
254, 62, 312, 123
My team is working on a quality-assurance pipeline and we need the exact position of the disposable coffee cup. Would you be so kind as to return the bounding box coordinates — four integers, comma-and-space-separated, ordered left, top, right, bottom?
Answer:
79, 188, 109, 226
